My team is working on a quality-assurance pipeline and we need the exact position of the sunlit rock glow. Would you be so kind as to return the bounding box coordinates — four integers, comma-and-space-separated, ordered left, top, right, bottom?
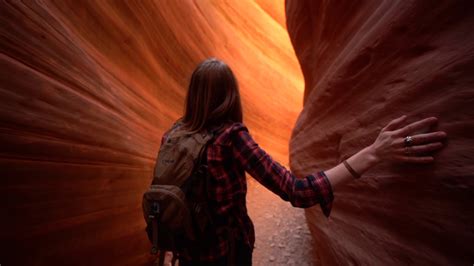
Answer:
0, 1, 302, 264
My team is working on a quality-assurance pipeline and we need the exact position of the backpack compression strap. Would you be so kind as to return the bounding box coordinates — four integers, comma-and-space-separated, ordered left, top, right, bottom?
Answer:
150, 201, 160, 255
151, 205, 170, 266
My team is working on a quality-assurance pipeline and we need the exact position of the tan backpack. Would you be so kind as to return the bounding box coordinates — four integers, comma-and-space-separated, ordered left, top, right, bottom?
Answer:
142, 120, 221, 265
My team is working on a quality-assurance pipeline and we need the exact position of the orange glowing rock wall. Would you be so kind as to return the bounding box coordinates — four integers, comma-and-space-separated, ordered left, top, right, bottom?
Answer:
0, 1, 302, 264
287, 1, 474, 265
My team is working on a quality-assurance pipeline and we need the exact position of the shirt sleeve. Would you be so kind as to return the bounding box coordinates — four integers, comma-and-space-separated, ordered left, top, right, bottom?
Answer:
230, 123, 334, 217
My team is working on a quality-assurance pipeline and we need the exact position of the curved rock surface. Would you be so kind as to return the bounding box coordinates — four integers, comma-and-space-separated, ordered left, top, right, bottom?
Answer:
287, 1, 474, 265
0, 1, 303, 265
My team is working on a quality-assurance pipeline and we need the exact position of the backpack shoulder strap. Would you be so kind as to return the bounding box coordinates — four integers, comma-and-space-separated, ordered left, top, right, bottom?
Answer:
195, 122, 230, 166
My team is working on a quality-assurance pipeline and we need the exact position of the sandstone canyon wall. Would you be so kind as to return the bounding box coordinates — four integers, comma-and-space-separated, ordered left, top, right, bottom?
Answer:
287, 1, 474, 265
0, 1, 303, 265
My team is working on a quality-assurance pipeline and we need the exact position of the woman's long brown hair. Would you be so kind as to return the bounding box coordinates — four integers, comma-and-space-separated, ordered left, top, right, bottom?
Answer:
182, 58, 243, 132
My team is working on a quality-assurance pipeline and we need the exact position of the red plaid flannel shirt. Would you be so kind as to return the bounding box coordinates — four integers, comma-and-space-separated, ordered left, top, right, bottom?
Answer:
160, 122, 334, 262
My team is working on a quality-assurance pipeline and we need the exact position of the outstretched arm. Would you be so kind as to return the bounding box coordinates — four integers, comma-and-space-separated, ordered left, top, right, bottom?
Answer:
230, 116, 446, 217
230, 124, 334, 216
325, 116, 447, 189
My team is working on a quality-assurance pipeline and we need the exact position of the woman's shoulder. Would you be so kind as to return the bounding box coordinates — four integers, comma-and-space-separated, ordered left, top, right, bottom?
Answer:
222, 121, 249, 135
213, 121, 249, 144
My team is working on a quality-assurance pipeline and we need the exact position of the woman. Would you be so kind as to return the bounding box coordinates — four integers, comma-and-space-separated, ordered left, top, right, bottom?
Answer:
166, 58, 447, 265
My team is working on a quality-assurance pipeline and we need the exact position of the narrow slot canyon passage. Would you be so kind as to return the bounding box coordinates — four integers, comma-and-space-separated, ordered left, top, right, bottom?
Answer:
1, 1, 308, 265
1, 1, 474, 265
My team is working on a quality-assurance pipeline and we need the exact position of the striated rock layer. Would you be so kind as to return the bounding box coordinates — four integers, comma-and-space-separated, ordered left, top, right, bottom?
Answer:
0, 1, 302, 265
287, 1, 474, 265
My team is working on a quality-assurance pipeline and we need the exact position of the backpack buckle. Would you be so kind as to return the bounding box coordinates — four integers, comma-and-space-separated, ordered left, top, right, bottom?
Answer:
149, 202, 160, 219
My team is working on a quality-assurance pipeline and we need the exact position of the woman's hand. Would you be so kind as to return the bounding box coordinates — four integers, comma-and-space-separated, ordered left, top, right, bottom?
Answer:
325, 115, 447, 190
368, 115, 447, 164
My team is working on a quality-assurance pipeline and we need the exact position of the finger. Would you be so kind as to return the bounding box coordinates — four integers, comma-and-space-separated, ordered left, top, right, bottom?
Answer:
410, 131, 447, 145
392, 131, 447, 149
398, 142, 443, 155
394, 117, 438, 137
383, 115, 407, 131
394, 155, 435, 163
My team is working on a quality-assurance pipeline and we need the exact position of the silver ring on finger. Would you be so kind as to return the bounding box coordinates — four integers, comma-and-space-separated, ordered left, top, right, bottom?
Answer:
404, 136, 414, 147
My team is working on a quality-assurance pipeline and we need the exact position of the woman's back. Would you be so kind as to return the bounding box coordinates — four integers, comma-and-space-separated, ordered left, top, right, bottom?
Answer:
161, 120, 333, 264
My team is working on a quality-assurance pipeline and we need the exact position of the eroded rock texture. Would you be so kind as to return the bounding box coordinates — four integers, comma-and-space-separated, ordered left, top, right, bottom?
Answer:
0, 1, 302, 265
287, 1, 474, 265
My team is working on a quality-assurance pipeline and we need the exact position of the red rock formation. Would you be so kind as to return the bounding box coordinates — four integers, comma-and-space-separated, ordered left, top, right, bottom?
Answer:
287, 1, 474, 265
0, 1, 302, 264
